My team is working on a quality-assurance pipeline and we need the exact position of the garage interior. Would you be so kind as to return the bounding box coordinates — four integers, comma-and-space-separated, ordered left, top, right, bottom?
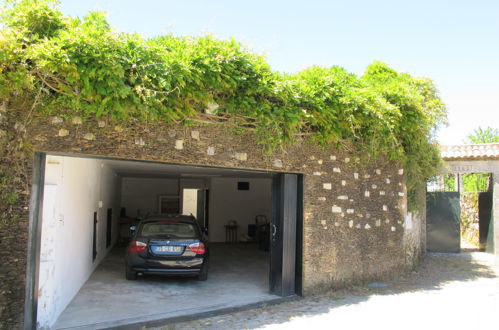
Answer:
36, 154, 284, 329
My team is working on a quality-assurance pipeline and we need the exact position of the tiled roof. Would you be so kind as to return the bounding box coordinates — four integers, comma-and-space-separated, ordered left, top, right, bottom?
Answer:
441, 143, 499, 160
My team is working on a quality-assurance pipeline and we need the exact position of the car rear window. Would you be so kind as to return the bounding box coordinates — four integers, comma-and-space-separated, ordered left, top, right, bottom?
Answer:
139, 221, 198, 238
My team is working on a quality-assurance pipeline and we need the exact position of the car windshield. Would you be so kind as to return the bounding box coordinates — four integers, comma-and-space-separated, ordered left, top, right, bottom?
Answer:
139, 221, 198, 239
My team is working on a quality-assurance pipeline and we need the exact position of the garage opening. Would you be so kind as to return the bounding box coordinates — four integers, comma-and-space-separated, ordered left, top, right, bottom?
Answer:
26, 153, 303, 329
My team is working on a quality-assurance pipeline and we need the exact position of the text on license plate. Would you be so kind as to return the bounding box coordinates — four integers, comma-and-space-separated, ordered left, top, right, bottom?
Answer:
155, 246, 181, 252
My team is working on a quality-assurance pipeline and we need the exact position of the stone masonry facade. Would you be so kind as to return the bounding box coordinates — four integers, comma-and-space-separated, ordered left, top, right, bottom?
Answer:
0, 115, 424, 328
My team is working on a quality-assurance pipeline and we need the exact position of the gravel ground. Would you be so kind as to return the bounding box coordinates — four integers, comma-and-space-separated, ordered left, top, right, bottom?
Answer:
148, 251, 499, 330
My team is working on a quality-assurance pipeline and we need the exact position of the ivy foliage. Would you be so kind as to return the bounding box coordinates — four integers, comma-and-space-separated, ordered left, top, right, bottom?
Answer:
1, 0, 447, 207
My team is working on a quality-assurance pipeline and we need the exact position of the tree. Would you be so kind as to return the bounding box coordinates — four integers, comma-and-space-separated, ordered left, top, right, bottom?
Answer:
462, 126, 497, 191
465, 127, 499, 144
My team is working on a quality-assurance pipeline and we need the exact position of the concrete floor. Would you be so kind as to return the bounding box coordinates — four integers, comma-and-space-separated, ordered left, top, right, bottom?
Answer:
53, 243, 275, 329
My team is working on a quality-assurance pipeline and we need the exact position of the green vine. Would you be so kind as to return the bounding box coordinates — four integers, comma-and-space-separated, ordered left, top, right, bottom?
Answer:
0, 0, 447, 210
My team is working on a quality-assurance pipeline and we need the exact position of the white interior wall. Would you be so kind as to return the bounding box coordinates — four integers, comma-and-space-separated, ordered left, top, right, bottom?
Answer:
208, 178, 272, 242
120, 178, 178, 217
37, 156, 120, 329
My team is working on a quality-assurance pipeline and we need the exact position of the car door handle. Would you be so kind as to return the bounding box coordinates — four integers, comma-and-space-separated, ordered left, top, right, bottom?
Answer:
272, 224, 277, 238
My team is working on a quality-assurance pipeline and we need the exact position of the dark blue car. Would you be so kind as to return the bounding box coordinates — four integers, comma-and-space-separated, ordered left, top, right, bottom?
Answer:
125, 215, 209, 281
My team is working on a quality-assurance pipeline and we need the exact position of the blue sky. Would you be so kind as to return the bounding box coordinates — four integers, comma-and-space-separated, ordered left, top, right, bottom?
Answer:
60, 0, 499, 145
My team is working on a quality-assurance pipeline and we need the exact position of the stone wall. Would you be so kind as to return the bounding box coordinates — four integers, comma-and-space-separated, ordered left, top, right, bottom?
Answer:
1, 115, 423, 328
460, 193, 480, 247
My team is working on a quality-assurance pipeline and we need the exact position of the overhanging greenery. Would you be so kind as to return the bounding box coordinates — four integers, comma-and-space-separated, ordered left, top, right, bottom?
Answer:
0, 0, 447, 208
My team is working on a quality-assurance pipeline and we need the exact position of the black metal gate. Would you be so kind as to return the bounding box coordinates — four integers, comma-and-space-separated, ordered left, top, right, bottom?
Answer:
426, 192, 461, 252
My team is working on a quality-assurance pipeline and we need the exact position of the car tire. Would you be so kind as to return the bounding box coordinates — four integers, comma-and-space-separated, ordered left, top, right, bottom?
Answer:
126, 269, 137, 280
197, 265, 208, 281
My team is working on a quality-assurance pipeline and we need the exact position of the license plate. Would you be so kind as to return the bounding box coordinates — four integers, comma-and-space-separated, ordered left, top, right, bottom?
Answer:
154, 245, 181, 253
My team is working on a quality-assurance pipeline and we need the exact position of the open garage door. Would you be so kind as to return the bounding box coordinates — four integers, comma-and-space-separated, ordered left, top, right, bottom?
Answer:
25, 153, 303, 329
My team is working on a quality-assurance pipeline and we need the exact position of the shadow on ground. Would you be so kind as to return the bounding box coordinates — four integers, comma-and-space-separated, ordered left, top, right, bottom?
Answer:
154, 251, 499, 330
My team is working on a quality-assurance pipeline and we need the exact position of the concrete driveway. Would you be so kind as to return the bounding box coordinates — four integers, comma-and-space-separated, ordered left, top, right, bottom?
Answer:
153, 251, 499, 330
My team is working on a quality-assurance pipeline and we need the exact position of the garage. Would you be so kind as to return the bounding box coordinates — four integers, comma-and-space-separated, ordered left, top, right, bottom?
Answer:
30, 154, 302, 329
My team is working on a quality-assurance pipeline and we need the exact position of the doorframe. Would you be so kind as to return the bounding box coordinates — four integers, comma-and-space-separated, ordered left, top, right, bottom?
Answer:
24, 152, 46, 329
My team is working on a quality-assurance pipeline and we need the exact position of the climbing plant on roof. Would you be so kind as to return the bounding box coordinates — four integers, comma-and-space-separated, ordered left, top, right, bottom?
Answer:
0, 0, 447, 209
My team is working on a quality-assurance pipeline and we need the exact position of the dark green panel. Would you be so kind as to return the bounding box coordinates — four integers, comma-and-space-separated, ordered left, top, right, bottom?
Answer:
426, 192, 461, 252
479, 192, 494, 253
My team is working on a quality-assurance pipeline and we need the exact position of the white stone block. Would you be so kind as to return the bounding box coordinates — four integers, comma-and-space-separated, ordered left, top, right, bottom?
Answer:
134, 137, 145, 145
375, 219, 381, 227
318, 159, 323, 164
354, 173, 359, 179
318, 197, 326, 201
364, 174, 371, 179
344, 157, 350, 163
332, 206, 342, 213
365, 223, 371, 229
334, 222, 340, 227
51, 116, 63, 124
58, 128, 69, 137
391, 226, 396, 232
379, 191, 385, 195
175, 139, 184, 150
323, 183, 332, 190
83, 133, 95, 141
234, 152, 247, 161
383, 205, 388, 211
337, 195, 348, 200
273, 159, 283, 168
386, 178, 391, 184
191, 130, 200, 140
330, 155, 336, 160
347, 209, 354, 214
341, 180, 346, 186
365, 191, 370, 197
398, 192, 405, 196
376, 169, 381, 175
398, 169, 404, 175
372, 184, 377, 189
348, 220, 354, 228
333, 167, 341, 173
207, 146, 215, 156
313, 171, 322, 176
320, 220, 326, 225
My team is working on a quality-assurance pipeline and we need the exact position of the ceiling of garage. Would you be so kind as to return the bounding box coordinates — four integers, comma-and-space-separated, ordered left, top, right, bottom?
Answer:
101, 157, 273, 179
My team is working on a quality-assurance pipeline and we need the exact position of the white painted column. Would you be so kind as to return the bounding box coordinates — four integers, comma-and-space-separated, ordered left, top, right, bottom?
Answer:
493, 172, 499, 255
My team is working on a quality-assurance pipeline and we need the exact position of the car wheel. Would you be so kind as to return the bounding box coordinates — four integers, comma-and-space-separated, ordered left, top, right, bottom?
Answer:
197, 265, 208, 281
126, 269, 137, 280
